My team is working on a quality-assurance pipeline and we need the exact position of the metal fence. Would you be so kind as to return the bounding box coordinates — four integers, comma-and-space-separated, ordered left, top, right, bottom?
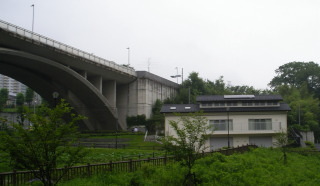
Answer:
0, 145, 256, 185
0, 19, 136, 77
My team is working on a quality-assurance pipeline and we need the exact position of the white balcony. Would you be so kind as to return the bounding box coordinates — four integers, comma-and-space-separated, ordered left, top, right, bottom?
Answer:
209, 122, 284, 135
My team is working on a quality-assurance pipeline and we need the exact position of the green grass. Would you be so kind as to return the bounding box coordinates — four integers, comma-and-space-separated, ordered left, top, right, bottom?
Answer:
79, 148, 165, 165
81, 133, 163, 149
0, 134, 164, 172
1, 108, 17, 113
59, 148, 320, 185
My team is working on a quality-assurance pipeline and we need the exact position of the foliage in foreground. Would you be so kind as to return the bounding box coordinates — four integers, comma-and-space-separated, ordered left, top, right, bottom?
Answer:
162, 112, 211, 185
60, 148, 320, 186
0, 101, 87, 186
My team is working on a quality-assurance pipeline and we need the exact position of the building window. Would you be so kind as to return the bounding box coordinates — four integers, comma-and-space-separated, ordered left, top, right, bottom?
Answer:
210, 120, 233, 131
254, 102, 266, 106
248, 119, 272, 130
214, 102, 225, 107
267, 101, 278, 106
242, 101, 253, 106
227, 102, 238, 106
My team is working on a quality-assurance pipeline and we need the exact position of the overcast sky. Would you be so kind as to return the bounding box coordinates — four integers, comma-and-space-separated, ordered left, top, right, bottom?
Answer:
1, 0, 320, 89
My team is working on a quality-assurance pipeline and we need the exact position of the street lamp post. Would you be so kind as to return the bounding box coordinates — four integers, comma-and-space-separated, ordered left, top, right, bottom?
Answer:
126, 47, 130, 66
52, 92, 59, 107
170, 67, 182, 84
33, 100, 37, 114
31, 4, 34, 33
227, 107, 230, 148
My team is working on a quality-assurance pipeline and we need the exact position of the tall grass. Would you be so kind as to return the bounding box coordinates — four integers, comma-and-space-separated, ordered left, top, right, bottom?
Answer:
60, 148, 320, 185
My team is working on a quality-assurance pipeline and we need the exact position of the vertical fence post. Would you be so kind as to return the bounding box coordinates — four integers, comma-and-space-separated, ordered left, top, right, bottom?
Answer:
129, 159, 133, 172
0, 174, 3, 186
109, 161, 113, 172
87, 163, 91, 177
12, 170, 17, 185
164, 155, 167, 165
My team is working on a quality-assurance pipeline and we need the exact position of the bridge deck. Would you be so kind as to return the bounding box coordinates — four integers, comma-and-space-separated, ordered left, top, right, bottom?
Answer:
0, 19, 136, 77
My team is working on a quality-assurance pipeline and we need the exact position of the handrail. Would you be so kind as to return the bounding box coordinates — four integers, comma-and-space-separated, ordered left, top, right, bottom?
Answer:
0, 19, 136, 77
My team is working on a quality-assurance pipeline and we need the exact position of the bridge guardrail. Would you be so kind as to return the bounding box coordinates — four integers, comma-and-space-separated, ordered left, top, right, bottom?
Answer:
0, 19, 136, 77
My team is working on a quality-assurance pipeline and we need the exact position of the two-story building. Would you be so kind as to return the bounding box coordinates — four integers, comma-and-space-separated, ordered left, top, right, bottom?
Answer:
161, 95, 291, 151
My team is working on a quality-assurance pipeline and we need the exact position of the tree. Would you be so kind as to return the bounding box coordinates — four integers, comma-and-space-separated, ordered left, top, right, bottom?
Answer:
16, 92, 25, 106
273, 130, 292, 165
146, 99, 164, 133
162, 112, 212, 185
168, 72, 265, 104
0, 88, 9, 111
276, 84, 320, 140
0, 100, 87, 186
127, 114, 147, 128
269, 61, 320, 98
25, 87, 34, 106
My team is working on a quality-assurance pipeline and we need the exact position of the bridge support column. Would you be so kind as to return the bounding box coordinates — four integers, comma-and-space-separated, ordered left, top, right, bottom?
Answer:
116, 84, 129, 130
103, 80, 116, 108
88, 76, 102, 93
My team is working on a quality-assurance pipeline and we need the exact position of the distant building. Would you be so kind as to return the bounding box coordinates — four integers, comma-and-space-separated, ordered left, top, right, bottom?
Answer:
0, 74, 27, 94
0, 74, 41, 106
161, 95, 291, 151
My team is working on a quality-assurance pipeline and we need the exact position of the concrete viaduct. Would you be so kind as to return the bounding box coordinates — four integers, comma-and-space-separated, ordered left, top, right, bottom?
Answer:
0, 20, 178, 131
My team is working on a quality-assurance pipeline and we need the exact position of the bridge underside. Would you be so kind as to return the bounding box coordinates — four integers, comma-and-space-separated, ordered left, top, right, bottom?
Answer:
0, 48, 124, 130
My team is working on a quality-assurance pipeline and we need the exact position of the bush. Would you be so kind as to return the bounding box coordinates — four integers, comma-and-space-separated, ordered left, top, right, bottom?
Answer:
304, 141, 316, 149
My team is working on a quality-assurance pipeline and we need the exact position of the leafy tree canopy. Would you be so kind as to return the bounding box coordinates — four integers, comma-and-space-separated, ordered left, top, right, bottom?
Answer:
276, 84, 320, 135
0, 88, 8, 111
25, 87, 34, 105
162, 112, 211, 185
0, 100, 87, 186
269, 61, 320, 98
167, 72, 265, 104
16, 92, 25, 106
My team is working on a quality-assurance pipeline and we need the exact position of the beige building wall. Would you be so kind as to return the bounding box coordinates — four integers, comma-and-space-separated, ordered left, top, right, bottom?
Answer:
165, 111, 288, 152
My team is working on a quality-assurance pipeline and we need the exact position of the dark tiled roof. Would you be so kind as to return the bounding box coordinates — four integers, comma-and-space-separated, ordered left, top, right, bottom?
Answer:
160, 103, 291, 113
196, 95, 283, 102
201, 103, 291, 112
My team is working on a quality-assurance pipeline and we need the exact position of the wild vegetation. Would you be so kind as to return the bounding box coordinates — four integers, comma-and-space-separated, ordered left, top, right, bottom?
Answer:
59, 148, 320, 185
162, 112, 212, 185
0, 101, 87, 186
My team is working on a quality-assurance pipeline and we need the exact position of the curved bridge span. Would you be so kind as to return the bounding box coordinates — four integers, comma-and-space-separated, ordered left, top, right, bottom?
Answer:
0, 20, 178, 130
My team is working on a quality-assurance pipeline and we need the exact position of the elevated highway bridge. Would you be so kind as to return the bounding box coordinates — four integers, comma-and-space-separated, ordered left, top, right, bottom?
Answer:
0, 20, 178, 130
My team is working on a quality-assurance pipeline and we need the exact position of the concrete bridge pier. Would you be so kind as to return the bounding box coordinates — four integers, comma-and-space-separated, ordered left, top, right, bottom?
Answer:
103, 80, 117, 108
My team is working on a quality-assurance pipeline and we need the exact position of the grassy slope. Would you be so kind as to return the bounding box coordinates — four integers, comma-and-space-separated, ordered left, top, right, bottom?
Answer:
0, 134, 164, 172
60, 148, 320, 186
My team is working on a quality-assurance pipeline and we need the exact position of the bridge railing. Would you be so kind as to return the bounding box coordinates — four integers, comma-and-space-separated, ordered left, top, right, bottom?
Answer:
0, 19, 136, 77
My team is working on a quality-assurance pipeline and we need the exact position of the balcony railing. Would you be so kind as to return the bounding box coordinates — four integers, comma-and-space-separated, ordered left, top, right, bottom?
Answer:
0, 19, 136, 77
210, 122, 284, 134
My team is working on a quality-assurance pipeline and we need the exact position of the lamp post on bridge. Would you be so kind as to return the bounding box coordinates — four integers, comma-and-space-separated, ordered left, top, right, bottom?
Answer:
170, 67, 182, 84
31, 4, 34, 33
126, 47, 130, 66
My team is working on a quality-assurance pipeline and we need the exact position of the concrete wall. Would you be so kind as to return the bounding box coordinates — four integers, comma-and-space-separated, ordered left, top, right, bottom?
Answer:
300, 131, 314, 143
128, 71, 179, 119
